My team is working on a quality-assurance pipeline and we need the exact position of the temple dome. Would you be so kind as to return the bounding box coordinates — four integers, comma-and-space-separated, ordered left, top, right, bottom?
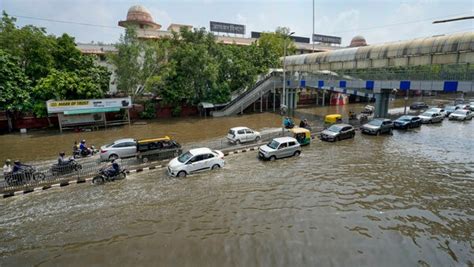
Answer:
349, 35, 367, 47
119, 5, 161, 29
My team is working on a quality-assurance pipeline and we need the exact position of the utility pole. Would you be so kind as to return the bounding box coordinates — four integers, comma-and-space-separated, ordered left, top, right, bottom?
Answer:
282, 31, 295, 108
312, 0, 315, 52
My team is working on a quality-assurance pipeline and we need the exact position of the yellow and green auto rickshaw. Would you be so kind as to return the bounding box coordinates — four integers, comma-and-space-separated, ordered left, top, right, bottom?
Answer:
290, 127, 311, 146
324, 114, 342, 124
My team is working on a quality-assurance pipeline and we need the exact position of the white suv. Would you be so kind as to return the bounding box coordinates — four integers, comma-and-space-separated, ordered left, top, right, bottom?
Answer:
258, 137, 301, 161
227, 127, 261, 144
167, 148, 225, 177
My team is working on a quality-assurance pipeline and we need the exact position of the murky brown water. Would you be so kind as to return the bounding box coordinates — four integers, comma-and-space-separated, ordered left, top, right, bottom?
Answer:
1, 109, 473, 266
0, 96, 445, 163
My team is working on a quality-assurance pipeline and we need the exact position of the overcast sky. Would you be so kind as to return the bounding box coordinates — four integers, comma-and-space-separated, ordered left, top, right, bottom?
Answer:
2, 0, 473, 46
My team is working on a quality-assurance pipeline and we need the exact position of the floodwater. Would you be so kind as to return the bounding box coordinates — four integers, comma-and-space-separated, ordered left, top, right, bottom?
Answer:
0, 96, 447, 163
1, 111, 473, 266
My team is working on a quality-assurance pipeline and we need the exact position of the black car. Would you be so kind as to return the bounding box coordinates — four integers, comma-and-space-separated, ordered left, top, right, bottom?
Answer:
361, 118, 394, 135
410, 102, 429, 110
320, 124, 355, 142
393, 115, 422, 129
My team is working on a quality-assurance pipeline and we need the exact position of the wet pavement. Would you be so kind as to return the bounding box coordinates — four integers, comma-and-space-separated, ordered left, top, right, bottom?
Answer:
1, 113, 473, 266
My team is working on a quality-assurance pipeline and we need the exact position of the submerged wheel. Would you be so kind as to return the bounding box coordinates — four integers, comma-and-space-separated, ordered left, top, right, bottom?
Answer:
293, 151, 301, 157
376, 130, 380, 136
269, 156, 276, 161
33, 173, 46, 181
236, 139, 241, 145
109, 154, 119, 161
255, 136, 261, 142
212, 164, 220, 170
92, 176, 105, 185
177, 171, 187, 178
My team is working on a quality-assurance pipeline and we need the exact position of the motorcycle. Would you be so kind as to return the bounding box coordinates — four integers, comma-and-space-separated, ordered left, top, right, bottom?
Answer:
51, 158, 82, 176
92, 166, 127, 185
5, 165, 46, 186
73, 146, 97, 159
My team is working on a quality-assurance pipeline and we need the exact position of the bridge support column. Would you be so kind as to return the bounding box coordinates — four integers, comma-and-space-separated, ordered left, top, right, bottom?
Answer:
374, 90, 390, 118
322, 90, 326, 106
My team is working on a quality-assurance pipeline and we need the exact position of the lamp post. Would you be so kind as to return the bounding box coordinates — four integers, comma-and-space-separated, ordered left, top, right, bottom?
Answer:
282, 31, 295, 108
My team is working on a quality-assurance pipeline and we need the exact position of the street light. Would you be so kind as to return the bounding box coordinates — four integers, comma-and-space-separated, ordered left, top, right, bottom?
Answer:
282, 31, 295, 108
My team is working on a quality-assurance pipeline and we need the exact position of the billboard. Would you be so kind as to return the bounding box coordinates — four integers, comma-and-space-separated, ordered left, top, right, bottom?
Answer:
251, 32, 310, 43
210, 21, 245, 35
47, 97, 132, 113
312, 34, 341, 44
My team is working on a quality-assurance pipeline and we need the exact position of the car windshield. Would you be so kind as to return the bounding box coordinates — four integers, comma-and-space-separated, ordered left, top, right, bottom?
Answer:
453, 110, 466, 115
422, 112, 434, 117
398, 116, 411, 121
228, 130, 234, 135
327, 125, 342, 132
368, 120, 382, 126
177, 151, 193, 163
445, 106, 456, 111
267, 140, 280, 149
105, 143, 114, 148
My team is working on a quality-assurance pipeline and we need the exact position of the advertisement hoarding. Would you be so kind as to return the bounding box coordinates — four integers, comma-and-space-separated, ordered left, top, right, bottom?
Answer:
46, 97, 132, 114
312, 34, 341, 44
210, 21, 245, 35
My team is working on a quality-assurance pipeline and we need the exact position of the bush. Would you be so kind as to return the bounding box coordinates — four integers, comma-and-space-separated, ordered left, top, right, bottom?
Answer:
172, 106, 182, 117
139, 101, 156, 119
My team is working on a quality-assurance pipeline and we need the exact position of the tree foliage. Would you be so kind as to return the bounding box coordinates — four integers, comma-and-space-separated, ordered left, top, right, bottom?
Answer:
0, 12, 111, 117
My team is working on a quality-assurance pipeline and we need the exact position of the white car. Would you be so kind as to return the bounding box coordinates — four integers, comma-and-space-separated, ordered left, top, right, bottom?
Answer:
448, 110, 473, 121
100, 138, 137, 161
258, 137, 301, 160
227, 127, 261, 144
167, 148, 224, 177
419, 111, 444, 123
426, 108, 447, 117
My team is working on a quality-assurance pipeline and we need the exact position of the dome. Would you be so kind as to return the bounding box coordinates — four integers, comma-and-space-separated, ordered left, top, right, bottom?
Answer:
350, 35, 367, 47
119, 5, 161, 29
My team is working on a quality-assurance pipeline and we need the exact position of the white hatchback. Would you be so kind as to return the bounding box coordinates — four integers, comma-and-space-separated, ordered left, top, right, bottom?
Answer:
227, 127, 261, 144
100, 138, 137, 161
167, 148, 225, 177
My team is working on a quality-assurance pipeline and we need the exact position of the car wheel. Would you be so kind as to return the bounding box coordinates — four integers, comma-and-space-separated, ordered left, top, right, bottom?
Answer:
109, 154, 119, 160
142, 157, 149, 163
270, 156, 276, 161
336, 136, 341, 141
255, 136, 261, 142
177, 171, 187, 177
293, 151, 300, 157
236, 139, 241, 145
212, 164, 220, 170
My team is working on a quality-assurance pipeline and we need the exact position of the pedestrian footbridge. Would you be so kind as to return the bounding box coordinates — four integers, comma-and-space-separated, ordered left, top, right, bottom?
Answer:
213, 32, 474, 118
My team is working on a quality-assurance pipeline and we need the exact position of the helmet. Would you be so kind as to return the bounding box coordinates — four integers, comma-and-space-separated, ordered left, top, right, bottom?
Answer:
5, 159, 11, 164
81, 140, 86, 143
59, 152, 65, 156
14, 160, 20, 164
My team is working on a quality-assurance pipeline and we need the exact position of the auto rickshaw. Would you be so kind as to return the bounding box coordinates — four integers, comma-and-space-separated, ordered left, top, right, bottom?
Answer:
290, 127, 311, 146
324, 114, 342, 124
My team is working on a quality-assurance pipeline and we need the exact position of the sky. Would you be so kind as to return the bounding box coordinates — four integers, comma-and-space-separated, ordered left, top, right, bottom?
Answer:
2, 0, 473, 46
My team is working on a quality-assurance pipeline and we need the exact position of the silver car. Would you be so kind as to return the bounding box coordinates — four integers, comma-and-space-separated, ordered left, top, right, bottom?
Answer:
419, 111, 444, 124
100, 138, 137, 161
258, 137, 301, 161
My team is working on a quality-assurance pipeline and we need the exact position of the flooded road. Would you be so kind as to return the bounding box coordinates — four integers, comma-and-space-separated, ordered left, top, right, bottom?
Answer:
1, 117, 473, 266
0, 96, 446, 162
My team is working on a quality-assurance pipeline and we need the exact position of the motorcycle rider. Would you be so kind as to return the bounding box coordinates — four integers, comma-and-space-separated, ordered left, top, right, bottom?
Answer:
57, 152, 69, 165
79, 140, 92, 156
105, 159, 120, 177
3, 159, 12, 176
12, 160, 26, 173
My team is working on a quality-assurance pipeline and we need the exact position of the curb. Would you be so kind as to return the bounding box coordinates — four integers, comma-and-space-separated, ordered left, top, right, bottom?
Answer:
2, 145, 261, 199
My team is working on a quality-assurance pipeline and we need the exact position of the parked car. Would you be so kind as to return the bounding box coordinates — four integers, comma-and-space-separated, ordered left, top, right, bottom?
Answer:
444, 105, 459, 116
100, 138, 137, 161
167, 148, 224, 177
258, 137, 301, 161
227, 127, 261, 144
361, 118, 393, 135
137, 136, 182, 163
454, 98, 465, 105
426, 107, 447, 117
320, 124, 355, 142
409, 102, 429, 110
419, 111, 444, 124
456, 104, 470, 110
448, 110, 473, 121
393, 115, 422, 129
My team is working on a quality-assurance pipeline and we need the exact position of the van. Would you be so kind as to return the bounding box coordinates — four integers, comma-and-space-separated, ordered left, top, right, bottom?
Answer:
258, 137, 301, 161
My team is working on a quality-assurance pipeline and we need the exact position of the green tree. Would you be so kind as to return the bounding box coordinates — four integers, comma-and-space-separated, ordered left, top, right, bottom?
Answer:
0, 49, 31, 131
257, 27, 296, 68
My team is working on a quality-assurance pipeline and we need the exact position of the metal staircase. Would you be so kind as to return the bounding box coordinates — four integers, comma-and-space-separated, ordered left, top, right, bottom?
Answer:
212, 72, 281, 117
